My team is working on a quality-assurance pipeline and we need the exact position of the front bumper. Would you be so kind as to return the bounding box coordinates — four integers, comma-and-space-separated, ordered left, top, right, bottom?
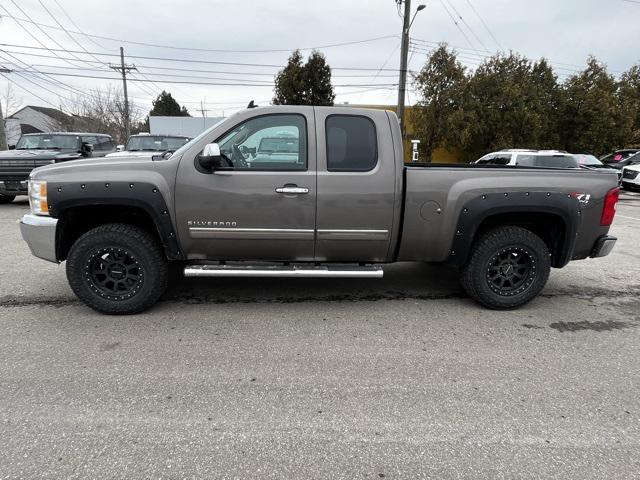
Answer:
19, 214, 58, 263
0, 180, 28, 196
590, 235, 617, 258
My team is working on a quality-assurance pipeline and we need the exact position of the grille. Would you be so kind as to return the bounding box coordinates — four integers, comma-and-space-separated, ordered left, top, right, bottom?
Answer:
623, 169, 639, 180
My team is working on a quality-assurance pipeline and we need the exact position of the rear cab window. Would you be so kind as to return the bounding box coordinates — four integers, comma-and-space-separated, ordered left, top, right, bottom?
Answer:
326, 115, 377, 172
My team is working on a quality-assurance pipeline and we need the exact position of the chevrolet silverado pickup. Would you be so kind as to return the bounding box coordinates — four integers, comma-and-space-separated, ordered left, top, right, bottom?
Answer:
19, 106, 620, 314
0, 132, 113, 203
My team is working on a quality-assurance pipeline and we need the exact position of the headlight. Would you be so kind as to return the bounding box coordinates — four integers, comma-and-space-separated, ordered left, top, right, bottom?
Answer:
28, 180, 49, 216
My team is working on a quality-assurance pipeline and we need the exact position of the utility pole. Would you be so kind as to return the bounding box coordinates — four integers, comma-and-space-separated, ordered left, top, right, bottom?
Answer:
397, 0, 412, 136
397, 1, 426, 136
0, 67, 12, 150
109, 47, 137, 140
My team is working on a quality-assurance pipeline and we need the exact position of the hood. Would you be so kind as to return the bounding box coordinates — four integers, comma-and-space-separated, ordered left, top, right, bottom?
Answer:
30, 155, 157, 180
0, 149, 82, 162
624, 164, 640, 172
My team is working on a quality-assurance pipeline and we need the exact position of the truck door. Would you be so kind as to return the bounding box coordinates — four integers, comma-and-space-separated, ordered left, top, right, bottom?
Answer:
314, 108, 399, 262
174, 109, 317, 261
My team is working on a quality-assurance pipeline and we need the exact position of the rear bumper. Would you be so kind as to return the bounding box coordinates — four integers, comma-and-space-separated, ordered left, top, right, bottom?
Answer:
19, 214, 58, 263
0, 180, 28, 195
590, 235, 617, 258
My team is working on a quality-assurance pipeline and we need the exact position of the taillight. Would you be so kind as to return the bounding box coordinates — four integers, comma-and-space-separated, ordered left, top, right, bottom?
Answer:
600, 187, 619, 226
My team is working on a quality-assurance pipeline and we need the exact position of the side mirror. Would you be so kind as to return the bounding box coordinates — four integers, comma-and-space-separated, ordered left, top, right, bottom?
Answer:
198, 142, 222, 171
116, 144, 125, 152
8, 145, 15, 150
81, 142, 94, 156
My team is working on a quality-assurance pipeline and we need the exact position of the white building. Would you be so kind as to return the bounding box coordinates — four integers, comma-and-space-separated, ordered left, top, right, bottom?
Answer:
149, 116, 225, 138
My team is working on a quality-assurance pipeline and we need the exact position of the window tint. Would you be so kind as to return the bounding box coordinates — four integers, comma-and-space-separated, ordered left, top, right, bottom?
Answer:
94, 136, 115, 151
516, 154, 578, 168
326, 115, 377, 172
81, 135, 97, 147
215, 114, 307, 171
16, 134, 79, 150
477, 154, 512, 165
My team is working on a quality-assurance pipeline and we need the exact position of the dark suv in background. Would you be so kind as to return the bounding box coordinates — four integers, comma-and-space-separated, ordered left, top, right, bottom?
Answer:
600, 149, 640, 169
0, 132, 115, 203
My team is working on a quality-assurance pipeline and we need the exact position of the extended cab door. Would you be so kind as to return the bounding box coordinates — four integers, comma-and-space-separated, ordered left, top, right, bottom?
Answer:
314, 107, 401, 262
174, 107, 317, 261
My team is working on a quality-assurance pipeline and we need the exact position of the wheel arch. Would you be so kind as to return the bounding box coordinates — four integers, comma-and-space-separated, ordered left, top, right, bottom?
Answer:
47, 181, 183, 262
449, 191, 581, 268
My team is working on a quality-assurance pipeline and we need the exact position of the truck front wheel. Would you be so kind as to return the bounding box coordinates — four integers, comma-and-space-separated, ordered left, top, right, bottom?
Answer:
66, 223, 168, 315
0, 194, 15, 204
460, 226, 551, 309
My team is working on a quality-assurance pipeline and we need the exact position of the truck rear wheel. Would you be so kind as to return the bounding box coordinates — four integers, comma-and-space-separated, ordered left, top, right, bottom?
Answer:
0, 194, 15, 204
460, 226, 550, 309
66, 223, 168, 315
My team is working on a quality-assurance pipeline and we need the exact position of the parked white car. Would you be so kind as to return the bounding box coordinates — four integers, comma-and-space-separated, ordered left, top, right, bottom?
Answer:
621, 164, 640, 190
475, 149, 579, 168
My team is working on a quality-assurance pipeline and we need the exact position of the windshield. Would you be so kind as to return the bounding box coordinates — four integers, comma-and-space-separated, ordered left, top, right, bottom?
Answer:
515, 154, 579, 168
574, 154, 603, 166
125, 135, 190, 151
16, 134, 80, 150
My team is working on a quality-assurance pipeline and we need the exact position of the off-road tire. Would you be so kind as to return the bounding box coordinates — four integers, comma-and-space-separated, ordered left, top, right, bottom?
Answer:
0, 194, 15, 204
66, 223, 168, 314
460, 226, 551, 309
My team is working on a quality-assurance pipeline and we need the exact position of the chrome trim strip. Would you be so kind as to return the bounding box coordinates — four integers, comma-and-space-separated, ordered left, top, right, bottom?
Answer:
275, 187, 309, 194
190, 227, 315, 240
316, 229, 390, 241
184, 265, 384, 278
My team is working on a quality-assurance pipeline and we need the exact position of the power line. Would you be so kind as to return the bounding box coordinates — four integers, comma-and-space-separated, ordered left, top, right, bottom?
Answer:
0, 13, 397, 53
443, 0, 489, 51
463, 0, 503, 50
36, 0, 110, 67
5, 0, 87, 68
0, 49, 91, 98
0, 72, 61, 108
15, 69, 399, 87
0, 44, 404, 71
12, 57, 400, 78
51, 0, 112, 51
438, 0, 477, 50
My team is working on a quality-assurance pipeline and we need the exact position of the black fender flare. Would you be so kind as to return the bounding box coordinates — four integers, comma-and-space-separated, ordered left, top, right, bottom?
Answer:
448, 191, 582, 268
47, 181, 182, 260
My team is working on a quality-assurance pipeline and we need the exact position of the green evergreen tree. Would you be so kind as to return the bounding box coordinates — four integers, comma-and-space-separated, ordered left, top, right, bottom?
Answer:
273, 50, 335, 105
149, 91, 190, 117
411, 45, 468, 160
561, 57, 619, 155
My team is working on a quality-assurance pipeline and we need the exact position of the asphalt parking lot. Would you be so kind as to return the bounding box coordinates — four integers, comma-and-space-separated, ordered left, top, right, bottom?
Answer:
1, 194, 639, 479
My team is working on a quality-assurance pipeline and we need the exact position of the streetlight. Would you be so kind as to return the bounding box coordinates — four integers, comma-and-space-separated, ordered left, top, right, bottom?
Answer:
397, 1, 426, 136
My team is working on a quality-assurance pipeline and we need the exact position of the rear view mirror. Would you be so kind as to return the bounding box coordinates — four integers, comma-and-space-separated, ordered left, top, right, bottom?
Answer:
198, 142, 222, 172
116, 144, 125, 152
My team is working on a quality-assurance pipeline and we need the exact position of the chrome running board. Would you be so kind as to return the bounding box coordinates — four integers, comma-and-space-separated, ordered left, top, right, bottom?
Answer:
183, 264, 384, 278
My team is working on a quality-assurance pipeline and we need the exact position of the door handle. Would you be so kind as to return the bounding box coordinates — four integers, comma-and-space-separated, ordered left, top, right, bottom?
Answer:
275, 186, 309, 194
